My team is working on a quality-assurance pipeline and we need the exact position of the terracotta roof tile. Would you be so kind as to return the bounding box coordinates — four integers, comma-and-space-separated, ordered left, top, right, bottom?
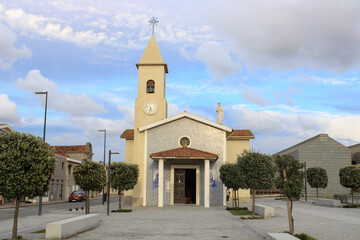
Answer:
150, 147, 218, 160
120, 129, 134, 140
52, 145, 86, 153
229, 130, 255, 139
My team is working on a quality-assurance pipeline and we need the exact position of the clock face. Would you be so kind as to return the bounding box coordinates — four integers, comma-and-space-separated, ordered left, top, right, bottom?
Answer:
144, 102, 158, 115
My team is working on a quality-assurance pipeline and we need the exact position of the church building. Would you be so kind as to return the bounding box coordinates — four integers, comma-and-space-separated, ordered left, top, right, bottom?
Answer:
120, 33, 254, 207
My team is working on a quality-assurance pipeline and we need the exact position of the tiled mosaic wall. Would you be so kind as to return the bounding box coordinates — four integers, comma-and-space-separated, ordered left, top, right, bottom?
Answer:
146, 117, 225, 206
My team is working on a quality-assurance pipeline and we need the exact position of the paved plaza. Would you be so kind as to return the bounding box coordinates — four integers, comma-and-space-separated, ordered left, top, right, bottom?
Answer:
0, 198, 359, 239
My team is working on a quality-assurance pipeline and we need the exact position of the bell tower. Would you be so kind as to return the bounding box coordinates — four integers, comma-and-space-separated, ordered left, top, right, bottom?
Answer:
131, 34, 168, 206
135, 34, 168, 128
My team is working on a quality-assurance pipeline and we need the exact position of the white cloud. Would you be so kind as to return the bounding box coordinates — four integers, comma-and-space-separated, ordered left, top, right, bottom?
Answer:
309, 76, 357, 85
117, 104, 134, 126
207, 0, 360, 72
228, 105, 360, 143
0, 23, 31, 69
17, 69, 105, 116
194, 42, 239, 80
0, 94, 21, 124
242, 86, 269, 106
2, 6, 107, 45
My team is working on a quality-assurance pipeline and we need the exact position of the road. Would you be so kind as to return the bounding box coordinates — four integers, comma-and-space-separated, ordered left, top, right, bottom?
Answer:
0, 199, 104, 221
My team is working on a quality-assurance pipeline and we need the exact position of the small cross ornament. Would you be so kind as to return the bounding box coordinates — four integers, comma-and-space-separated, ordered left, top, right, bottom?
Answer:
148, 17, 159, 35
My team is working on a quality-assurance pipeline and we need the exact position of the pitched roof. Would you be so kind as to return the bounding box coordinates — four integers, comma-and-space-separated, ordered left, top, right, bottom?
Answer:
229, 130, 255, 139
52, 145, 86, 154
54, 152, 70, 157
273, 134, 346, 156
120, 129, 134, 140
0, 124, 14, 133
150, 147, 218, 160
136, 34, 168, 73
138, 112, 233, 133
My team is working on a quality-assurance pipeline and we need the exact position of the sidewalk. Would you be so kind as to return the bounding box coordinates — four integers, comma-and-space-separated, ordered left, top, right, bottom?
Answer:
1, 198, 360, 240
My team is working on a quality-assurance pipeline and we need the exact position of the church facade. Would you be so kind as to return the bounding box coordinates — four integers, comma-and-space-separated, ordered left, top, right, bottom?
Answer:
121, 34, 254, 207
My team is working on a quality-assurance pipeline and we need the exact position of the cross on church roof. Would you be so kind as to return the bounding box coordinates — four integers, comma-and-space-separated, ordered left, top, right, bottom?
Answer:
148, 17, 159, 35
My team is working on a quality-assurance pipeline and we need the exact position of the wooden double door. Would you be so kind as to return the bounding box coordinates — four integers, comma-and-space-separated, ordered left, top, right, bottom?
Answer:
174, 169, 196, 204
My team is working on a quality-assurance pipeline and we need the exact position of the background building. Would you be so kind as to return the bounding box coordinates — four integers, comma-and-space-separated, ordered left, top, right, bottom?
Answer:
348, 143, 360, 165
274, 134, 351, 198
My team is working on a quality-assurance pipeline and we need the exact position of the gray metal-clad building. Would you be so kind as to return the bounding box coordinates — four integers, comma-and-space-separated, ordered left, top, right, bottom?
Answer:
274, 134, 351, 198
348, 143, 360, 165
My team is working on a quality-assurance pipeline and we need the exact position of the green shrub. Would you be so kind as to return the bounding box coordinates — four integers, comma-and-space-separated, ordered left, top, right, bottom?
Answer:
294, 233, 317, 240
342, 204, 360, 208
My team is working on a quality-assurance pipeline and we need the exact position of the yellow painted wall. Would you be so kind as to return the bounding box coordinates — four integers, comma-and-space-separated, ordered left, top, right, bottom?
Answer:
226, 138, 251, 203
226, 139, 250, 163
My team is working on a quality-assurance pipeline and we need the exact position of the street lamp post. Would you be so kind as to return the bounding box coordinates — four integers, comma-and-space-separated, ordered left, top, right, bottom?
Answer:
35, 91, 48, 216
303, 162, 307, 202
98, 130, 106, 205
107, 150, 119, 216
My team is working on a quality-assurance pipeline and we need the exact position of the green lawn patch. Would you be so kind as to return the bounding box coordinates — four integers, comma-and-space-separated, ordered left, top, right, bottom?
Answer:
111, 209, 132, 212
228, 209, 253, 215
226, 207, 248, 210
31, 229, 45, 234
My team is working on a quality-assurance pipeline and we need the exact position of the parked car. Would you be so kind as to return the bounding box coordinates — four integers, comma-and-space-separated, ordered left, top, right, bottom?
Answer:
69, 190, 86, 202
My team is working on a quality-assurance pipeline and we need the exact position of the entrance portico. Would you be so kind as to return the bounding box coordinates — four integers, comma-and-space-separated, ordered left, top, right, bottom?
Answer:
150, 147, 218, 208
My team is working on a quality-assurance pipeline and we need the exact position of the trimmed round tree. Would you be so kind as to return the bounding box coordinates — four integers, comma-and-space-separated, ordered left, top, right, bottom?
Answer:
219, 163, 247, 207
274, 154, 304, 235
237, 151, 276, 217
73, 160, 106, 214
339, 165, 360, 204
0, 132, 55, 239
306, 167, 328, 198
110, 162, 139, 210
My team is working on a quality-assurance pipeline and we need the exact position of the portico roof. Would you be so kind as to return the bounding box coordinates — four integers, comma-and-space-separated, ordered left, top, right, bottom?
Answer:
150, 147, 218, 161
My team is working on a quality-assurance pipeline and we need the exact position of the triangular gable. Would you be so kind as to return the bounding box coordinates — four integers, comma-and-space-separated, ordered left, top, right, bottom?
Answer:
138, 111, 233, 133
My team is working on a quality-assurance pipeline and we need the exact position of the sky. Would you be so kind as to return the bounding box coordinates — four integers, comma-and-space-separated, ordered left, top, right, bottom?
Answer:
1, 0, 360, 162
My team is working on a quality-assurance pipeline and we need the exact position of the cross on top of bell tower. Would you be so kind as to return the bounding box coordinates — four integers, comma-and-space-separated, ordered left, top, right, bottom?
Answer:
148, 17, 159, 35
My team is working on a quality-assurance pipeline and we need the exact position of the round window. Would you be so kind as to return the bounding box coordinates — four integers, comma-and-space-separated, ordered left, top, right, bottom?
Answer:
179, 137, 190, 147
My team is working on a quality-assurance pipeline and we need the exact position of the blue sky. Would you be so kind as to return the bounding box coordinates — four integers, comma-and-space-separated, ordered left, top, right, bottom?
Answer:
1, 0, 360, 162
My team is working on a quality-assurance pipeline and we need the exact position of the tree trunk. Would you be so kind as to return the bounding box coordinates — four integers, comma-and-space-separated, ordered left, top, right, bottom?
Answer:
119, 189, 122, 209
86, 191, 90, 214
288, 198, 294, 234
351, 189, 354, 204
283, 169, 294, 234
12, 197, 20, 240
252, 189, 256, 218
232, 190, 235, 207
316, 188, 319, 199
235, 190, 238, 207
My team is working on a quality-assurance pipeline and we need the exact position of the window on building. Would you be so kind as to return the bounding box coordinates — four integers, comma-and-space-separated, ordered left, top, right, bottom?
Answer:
62, 162, 64, 169
147, 80, 155, 93
68, 165, 72, 176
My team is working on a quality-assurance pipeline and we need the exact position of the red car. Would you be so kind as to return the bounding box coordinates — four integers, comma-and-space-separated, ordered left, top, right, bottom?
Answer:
69, 190, 86, 202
